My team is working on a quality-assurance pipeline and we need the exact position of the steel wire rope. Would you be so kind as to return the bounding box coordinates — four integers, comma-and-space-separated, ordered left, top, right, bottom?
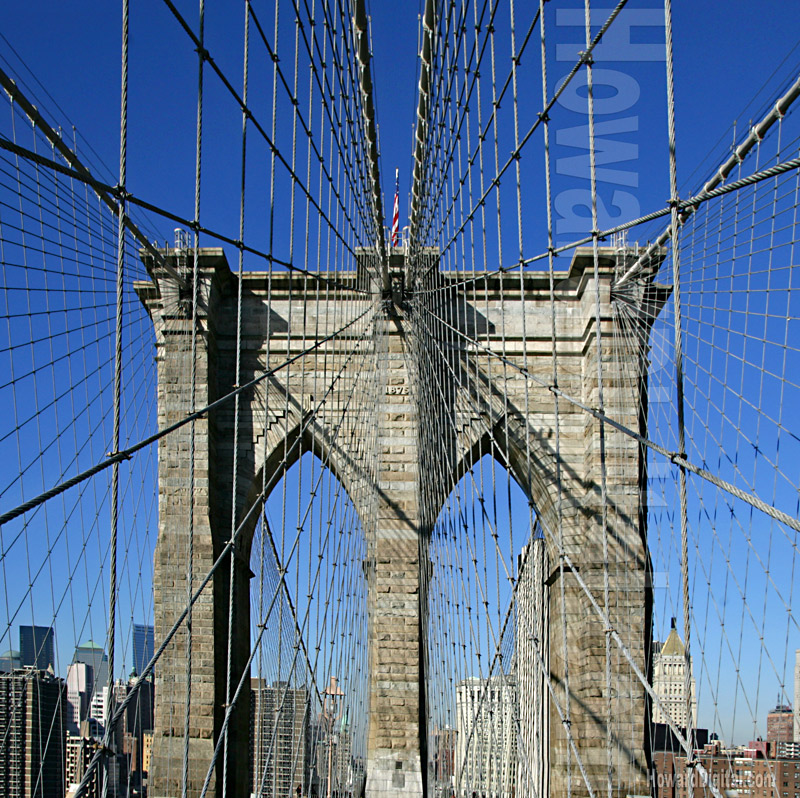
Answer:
413, 2, 542, 266
22, 114, 70, 798
157, 0, 375, 268
410, 154, 800, 297
221, 0, 252, 788
72, 299, 377, 798
0, 66, 180, 284
244, 0, 377, 268
101, 0, 130, 791
0, 137, 373, 293
410, 0, 477, 256
413, 301, 800, 535
0, 302, 374, 529
538, 2, 571, 791
580, 2, 616, 791
412, 0, 630, 277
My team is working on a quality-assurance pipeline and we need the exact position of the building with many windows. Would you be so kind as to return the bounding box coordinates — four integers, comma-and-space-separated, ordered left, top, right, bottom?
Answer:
455, 675, 517, 797
652, 618, 697, 729
19, 626, 54, 671
132, 624, 154, 676
515, 536, 548, 798
250, 679, 310, 797
66, 662, 93, 735
0, 668, 66, 798
654, 744, 800, 798
768, 700, 794, 743
72, 641, 108, 694
795, 649, 800, 743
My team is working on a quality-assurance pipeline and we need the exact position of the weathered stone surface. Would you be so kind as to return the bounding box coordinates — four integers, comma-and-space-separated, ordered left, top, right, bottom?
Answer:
135, 244, 666, 798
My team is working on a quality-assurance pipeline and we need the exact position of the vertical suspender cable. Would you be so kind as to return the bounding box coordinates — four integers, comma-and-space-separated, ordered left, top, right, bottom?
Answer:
583, 2, 614, 794
184, 1, 205, 795
663, 0, 694, 760
105, 0, 129, 795
539, 3, 567, 795
222, 1, 251, 794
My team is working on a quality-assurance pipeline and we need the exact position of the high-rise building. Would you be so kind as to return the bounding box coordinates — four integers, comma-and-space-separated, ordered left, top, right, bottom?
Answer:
141, 731, 153, 776
65, 734, 97, 798
132, 624, 154, 676
455, 675, 518, 797
250, 679, 310, 796
515, 536, 548, 798
795, 649, 800, 742
652, 618, 697, 729
88, 684, 110, 735
72, 641, 108, 693
0, 649, 21, 672
767, 699, 794, 743
0, 668, 67, 797
118, 671, 154, 788
66, 661, 94, 735
19, 626, 54, 671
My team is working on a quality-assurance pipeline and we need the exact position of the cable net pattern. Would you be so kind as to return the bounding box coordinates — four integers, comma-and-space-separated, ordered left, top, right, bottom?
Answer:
0, 2, 799, 798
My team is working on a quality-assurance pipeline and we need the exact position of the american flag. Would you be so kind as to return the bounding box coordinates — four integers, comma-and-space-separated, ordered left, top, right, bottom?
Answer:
391, 168, 399, 247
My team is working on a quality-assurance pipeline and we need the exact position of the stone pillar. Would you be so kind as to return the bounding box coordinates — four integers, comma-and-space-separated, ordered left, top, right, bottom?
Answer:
365, 310, 425, 798
430, 248, 666, 798
135, 250, 251, 798
540, 249, 661, 798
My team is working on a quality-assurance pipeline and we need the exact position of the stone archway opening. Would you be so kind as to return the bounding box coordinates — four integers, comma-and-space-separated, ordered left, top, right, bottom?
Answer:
248, 450, 369, 798
424, 451, 547, 798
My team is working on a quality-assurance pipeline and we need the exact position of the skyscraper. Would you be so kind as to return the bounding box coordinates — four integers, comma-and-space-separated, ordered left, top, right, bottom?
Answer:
72, 641, 108, 692
0, 649, 21, 672
515, 537, 548, 798
65, 662, 93, 735
794, 649, 800, 741
652, 618, 697, 729
19, 626, 54, 670
119, 671, 154, 790
766, 699, 794, 742
250, 679, 310, 796
455, 675, 518, 797
0, 668, 67, 797
132, 624, 154, 676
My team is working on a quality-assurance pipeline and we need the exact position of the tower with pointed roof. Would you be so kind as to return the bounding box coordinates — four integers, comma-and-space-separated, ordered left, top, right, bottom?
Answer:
652, 618, 697, 729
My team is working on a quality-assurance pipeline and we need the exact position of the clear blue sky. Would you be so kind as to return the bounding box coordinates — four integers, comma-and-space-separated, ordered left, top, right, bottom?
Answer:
1, 1, 798, 242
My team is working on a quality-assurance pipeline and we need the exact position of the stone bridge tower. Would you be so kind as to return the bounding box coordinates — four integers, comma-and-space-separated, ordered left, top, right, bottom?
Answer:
135, 243, 667, 798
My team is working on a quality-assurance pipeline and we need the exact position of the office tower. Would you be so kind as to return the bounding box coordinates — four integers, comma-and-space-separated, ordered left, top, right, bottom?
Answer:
132, 624, 154, 676
652, 618, 697, 728
516, 537, 548, 798
141, 731, 153, 776
72, 641, 108, 693
65, 662, 94, 735
88, 685, 110, 734
795, 649, 800, 741
0, 668, 67, 797
19, 626, 54, 670
65, 735, 97, 798
455, 675, 518, 797
0, 649, 21, 672
118, 671, 154, 788
767, 698, 794, 742
250, 679, 310, 797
